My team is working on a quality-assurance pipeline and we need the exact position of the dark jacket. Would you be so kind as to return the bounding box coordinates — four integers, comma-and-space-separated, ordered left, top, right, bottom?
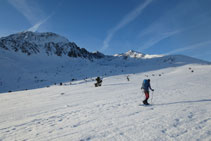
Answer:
142, 79, 153, 92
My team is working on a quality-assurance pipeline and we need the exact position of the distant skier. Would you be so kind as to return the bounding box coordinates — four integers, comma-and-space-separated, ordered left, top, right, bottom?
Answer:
95, 77, 102, 87
127, 75, 130, 81
141, 79, 154, 105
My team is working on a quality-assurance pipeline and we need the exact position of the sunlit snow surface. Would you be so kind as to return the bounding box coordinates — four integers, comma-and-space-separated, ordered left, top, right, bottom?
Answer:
0, 63, 211, 141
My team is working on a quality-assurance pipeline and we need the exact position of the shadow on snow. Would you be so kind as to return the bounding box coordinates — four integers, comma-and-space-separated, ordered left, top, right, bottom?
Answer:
155, 99, 211, 106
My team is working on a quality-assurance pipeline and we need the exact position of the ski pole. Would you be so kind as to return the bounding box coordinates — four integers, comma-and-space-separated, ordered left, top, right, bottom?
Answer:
141, 89, 145, 99
151, 91, 154, 104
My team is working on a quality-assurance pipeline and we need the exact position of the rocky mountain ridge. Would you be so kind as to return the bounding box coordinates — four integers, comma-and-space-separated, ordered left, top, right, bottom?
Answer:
0, 31, 104, 59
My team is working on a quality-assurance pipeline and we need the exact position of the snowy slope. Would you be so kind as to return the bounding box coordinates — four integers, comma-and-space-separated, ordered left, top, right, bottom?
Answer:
0, 31, 210, 93
0, 31, 211, 140
0, 49, 209, 93
0, 64, 211, 141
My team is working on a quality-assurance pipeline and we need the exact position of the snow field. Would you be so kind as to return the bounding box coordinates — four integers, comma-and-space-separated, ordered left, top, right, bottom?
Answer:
0, 64, 211, 141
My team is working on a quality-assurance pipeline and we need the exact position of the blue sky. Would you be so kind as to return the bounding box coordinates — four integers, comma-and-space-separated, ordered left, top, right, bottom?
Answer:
0, 0, 211, 61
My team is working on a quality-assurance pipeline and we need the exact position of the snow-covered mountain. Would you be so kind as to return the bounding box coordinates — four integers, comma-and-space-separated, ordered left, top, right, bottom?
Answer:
114, 50, 163, 59
0, 31, 104, 59
0, 31, 210, 93
0, 31, 211, 141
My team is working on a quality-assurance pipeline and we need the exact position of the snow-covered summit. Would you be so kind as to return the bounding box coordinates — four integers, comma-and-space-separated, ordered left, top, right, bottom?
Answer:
114, 50, 163, 59
9, 31, 69, 44
0, 31, 104, 59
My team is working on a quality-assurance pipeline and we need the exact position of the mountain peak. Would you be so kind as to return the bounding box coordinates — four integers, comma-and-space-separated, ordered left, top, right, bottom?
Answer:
7, 31, 70, 44
114, 50, 162, 59
0, 31, 104, 59
125, 50, 145, 57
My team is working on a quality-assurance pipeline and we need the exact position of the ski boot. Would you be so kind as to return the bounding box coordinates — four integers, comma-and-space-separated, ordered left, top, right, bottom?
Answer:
143, 100, 149, 105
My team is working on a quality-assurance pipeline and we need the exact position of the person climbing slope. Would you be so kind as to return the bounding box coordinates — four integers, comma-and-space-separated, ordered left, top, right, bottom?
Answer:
141, 79, 154, 105
95, 77, 102, 87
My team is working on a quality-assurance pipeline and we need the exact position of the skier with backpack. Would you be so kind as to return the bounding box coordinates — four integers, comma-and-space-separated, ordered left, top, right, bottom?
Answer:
95, 77, 102, 87
141, 79, 154, 105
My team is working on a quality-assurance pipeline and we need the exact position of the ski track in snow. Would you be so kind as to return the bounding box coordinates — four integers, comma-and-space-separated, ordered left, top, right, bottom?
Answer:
0, 65, 211, 141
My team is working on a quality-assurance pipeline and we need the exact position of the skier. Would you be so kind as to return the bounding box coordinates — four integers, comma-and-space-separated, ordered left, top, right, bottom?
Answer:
95, 77, 102, 87
127, 75, 130, 81
141, 79, 154, 105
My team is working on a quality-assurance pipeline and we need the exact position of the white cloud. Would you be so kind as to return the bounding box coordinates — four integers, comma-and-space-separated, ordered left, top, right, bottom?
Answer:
7, 0, 44, 24
7, 0, 51, 32
165, 40, 211, 55
101, 0, 153, 51
27, 15, 51, 32
137, 0, 211, 52
139, 30, 182, 51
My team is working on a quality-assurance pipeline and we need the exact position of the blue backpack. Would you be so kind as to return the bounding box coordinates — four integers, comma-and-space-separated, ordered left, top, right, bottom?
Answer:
142, 79, 149, 90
